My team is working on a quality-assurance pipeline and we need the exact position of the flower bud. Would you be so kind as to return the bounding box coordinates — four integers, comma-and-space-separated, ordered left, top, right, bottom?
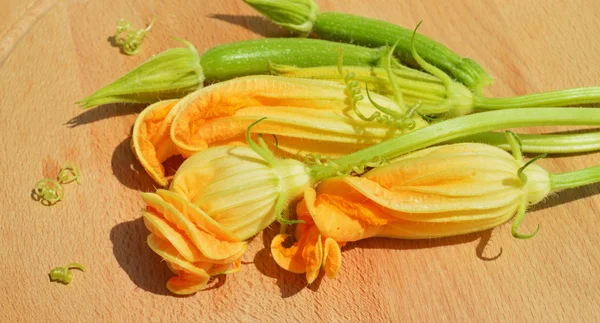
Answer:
243, 0, 319, 35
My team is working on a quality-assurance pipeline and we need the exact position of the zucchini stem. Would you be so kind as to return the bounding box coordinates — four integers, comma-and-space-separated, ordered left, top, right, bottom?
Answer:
550, 164, 600, 191
310, 108, 600, 181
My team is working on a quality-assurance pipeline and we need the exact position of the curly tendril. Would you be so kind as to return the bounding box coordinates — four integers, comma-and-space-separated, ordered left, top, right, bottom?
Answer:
57, 162, 81, 185
338, 47, 417, 130
409, 22, 461, 117
49, 263, 86, 285
115, 17, 155, 55
34, 179, 64, 206
304, 153, 387, 176
505, 130, 545, 239
33, 163, 81, 206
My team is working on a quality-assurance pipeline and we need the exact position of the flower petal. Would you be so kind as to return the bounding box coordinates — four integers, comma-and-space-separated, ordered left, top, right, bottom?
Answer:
169, 75, 427, 157
323, 238, 342, 279
302, 187, 385, 242
142, 192, 247, 260
302, 228, 323, 284
147, 234, 211, 295
155, 190, 239, 242
142, 209, 203, 263
270, 234, 306, 274
131, 99, 181, 186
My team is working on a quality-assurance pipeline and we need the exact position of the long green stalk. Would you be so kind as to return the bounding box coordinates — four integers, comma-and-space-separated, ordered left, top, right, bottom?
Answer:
310, 108, 600, 181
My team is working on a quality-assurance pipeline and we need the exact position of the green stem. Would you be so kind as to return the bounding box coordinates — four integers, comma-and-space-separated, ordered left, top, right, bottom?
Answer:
474, 87, 600, 109
310, 108, 600, 181
454, 131, 600, 154
550, 164, 600, 191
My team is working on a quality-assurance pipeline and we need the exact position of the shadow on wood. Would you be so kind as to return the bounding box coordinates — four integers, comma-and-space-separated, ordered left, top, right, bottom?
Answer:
110, 217, 174, 296
65, 103, 145, 128
111, 137, 159, 192
208, 14, 291, 38
343, 229, 503, 262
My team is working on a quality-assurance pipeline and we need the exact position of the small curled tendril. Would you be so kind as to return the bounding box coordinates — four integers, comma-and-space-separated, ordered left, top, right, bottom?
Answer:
49, 263, 86, 285
34, 179, 64, 206
115, 17, 155, 56
57, 162, 81, 185
305, 154, 387, 176
33, 163, 81, 206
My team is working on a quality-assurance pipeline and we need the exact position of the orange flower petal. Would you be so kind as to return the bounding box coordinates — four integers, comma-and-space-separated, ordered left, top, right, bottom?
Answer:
131, 99, 181, 186
323, 238, 341, 279
270, 234, 306, 274
169, 76, 427, 157
142, 209, 203, 263
206, 258, 243, 276
155, 190, 239, 242
302, 228, 323, 284
142, 192, 247, 260
147, 234, 210, 295
166, 272, 210, 295
304, 187, 384, 242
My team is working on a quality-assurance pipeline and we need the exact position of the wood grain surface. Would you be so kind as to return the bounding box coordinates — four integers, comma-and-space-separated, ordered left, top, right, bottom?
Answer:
1, 0, 599, 322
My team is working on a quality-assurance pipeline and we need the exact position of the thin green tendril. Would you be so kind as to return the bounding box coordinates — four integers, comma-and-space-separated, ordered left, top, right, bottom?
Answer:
512, 194, 541, 239
504, 130, 524, 161
274, 190, 302, 227
510, 153, 546, 239
364, 86, 401, 123
409, 21, 455, 115
57, 162, 81, 184
304, 153, 387, 176
339, 47, 415, 129
246, 118, 277, 167
49, 263, 86, 285
34, 163, 81, 206
115, 17, 155, 55
34, 179, 64, 206
385, 39, 407, 113
337, 49, 373, 121
517, 153, 547, 183
271, 134, 279, 149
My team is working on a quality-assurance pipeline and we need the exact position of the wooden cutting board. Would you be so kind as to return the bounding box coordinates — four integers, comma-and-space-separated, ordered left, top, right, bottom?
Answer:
2, 0, 599, 321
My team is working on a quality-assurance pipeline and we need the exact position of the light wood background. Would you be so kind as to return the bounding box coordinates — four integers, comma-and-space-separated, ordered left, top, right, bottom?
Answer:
2, 0, 599, 322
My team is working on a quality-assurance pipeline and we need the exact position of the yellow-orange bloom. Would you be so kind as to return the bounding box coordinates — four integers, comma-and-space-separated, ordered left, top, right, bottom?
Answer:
131, 75, 427, 186
141, 145, 312, 294
272, 143, 551, 281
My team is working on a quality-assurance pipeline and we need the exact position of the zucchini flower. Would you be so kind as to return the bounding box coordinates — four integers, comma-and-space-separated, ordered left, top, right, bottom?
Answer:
272, 141, 600, 283
131, 75, 600, 187
132, 75, 428, 186
141, 141, 312, 294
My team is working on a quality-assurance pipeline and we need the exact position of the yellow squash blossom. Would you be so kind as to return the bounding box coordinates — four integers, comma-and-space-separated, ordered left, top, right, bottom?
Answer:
141, 144, 312, 294
130, 76, 600, 188
131, 75, 427, 186
272, 142, 554, 282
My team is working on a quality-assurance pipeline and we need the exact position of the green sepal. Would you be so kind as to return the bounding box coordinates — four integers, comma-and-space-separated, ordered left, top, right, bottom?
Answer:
77, 39, 204, 109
